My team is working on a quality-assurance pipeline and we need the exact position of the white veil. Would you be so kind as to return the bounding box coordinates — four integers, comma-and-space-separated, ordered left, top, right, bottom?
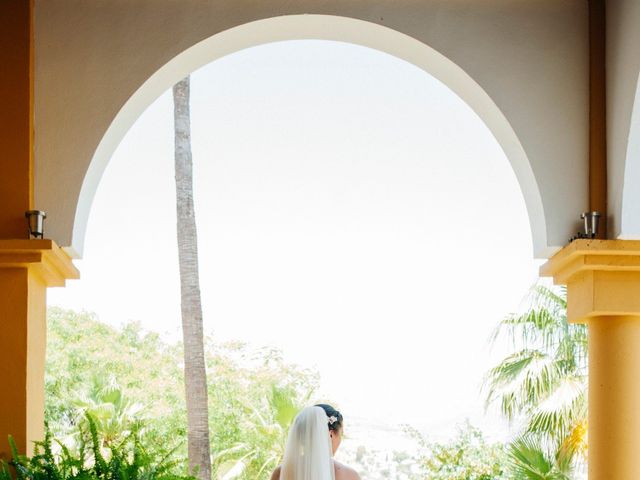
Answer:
280, 406, 335, 480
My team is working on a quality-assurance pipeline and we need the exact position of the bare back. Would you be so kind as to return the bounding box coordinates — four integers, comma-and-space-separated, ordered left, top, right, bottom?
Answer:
271, 460, 361, 480
333, 459, 361, 480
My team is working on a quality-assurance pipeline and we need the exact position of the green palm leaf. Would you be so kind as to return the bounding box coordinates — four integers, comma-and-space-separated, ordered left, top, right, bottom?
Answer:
527, 378, 586, 439
508, 435, 573, 480
485, 282, 587, 475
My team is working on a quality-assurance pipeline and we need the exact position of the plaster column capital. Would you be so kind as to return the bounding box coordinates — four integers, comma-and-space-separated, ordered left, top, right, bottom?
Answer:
0, 239, 79, 287
541, 239, 640, 323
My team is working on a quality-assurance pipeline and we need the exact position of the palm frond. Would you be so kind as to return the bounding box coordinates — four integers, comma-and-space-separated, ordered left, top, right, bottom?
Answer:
508, 435, 554, 479
485, 350, 565, 420
508, 435, 574, 480
485, 282, 586, 426
527, 378, 586, 439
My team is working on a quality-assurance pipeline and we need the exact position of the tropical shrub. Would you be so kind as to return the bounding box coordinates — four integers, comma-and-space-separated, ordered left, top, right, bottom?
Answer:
45, 306, 520, 479
1, 415, 194, 480
45, 307, 318, 479
405, 422, 508, 480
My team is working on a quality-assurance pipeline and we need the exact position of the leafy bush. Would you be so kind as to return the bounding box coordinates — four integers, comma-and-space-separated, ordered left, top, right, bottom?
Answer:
45, 308, 318, 479
405, 422, 508, 480
45, 307, 515, 479
1, 415, 194, 480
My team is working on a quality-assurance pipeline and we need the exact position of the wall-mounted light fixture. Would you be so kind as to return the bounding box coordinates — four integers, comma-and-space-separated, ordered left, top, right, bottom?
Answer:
581, 211, 601, 239
570, 211, 602, 242
25, 210, 46, 239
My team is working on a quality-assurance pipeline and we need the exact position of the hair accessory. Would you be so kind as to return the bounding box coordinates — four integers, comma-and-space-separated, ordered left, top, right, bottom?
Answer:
328, 416, 338, 425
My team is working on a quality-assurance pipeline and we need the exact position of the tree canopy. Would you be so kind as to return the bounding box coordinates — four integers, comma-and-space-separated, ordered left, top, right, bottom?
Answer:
45, 307, 318, 479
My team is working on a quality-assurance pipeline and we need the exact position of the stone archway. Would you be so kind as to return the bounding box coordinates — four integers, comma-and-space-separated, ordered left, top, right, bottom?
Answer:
66, 15, 548, 258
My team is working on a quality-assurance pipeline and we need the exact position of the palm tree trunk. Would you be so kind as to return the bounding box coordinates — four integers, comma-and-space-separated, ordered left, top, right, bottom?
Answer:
173, 76, 212, 480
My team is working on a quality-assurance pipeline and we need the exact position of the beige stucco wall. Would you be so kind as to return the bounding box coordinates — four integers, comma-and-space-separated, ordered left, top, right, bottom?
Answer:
608, 0, 640, 239
34, 0, 589, 257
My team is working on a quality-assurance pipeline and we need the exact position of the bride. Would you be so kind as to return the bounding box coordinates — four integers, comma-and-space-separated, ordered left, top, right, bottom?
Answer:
271, 404, 361, 480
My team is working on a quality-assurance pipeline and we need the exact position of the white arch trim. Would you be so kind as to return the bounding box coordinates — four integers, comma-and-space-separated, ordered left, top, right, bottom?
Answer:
73, 14, 548, 257
620, 73, 640, 239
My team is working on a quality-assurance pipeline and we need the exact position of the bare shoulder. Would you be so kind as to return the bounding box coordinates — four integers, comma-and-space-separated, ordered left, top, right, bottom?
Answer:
334, 460, 361, 480
270, 466, 281, 480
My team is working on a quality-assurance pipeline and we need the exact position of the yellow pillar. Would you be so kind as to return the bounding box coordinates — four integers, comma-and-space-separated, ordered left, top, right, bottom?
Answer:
0, 241, 78, 458
541, 239, 640, 479
0, 0, 79, 460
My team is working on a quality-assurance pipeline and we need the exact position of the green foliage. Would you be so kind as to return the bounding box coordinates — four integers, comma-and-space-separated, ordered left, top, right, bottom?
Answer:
210, 384, 310, 478
72, 375, 144, 448
405, 422, 508, 480
507, 435, 573, 480
484, 283, 587, 476
0, 461, 11, 480
204, 342, 317, 478
46, 308, 186, 447
1, 415, 194, 480
45, 307, 318, 480
46, 306, 519, 479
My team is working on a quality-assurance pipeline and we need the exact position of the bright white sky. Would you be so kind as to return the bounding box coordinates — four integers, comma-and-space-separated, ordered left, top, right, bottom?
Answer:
49, 40, 540, 442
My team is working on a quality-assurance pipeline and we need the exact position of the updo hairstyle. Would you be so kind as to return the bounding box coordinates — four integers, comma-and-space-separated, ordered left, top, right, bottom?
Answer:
315, 403, 343, 432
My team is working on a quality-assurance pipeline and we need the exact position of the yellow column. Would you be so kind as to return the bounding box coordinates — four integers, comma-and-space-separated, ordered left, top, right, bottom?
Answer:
541, 239, 640, 479
0, 0, 69, 459
0, 241, 78, 458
